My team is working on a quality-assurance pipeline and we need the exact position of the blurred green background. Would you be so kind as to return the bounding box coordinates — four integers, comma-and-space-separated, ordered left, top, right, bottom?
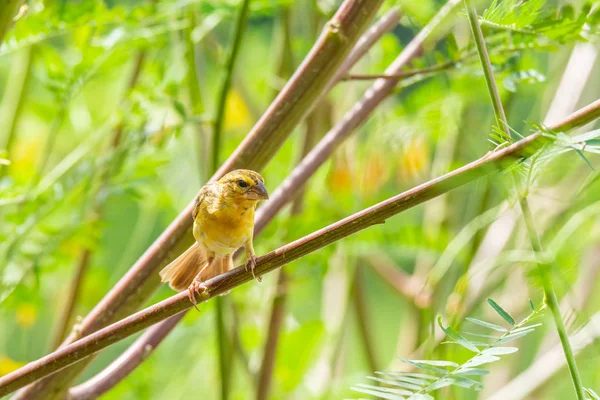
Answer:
1, 0, 600, 399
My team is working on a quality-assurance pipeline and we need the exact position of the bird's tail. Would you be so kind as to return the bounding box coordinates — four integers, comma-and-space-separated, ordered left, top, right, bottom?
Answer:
159, 242, 234, 291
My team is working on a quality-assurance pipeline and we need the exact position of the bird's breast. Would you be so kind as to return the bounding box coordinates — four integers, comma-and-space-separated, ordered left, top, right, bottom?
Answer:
194, 203, 255, 256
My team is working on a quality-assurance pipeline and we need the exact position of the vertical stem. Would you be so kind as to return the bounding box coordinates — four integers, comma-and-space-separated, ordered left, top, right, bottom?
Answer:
255, 270, 288, 400
352, 266, 378, 372
184, 8, 208, 182
0, 45, 32, 178
211, 2, 252, 397
214, 298, 230, 400
211, 0, 251, 172
464, 2, 585, 399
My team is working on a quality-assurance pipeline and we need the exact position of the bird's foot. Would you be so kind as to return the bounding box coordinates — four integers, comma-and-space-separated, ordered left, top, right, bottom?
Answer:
187, 280, 208, 311
245, 255, 262, 282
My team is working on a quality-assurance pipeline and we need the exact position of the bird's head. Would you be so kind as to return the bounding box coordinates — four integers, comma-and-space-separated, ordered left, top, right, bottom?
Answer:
218, 169, 269, 202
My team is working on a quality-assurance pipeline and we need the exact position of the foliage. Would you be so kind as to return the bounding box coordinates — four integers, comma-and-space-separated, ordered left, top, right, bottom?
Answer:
352, 300, 544, 399
0, 0, 599, 399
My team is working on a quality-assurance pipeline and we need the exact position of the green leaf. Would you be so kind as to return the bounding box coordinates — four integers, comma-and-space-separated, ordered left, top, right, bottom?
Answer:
352, 385, 408, 399
495, 329, 535, 344
585, 387, 600, 400
529, 299, 535, 311
438, 317, 479, 352
481, 347, 518, 356
365, 377, 422, 391
575, 149, 595, 170
466, 317, 508, 332
487, 298, 515, 325
454, 368, 489, 376
462, 354, 501, 368
378, 372, 438, 381
427, 378, 455, 391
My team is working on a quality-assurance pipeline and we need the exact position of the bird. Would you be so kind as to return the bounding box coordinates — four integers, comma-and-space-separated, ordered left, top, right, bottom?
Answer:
159, 169, 269, 308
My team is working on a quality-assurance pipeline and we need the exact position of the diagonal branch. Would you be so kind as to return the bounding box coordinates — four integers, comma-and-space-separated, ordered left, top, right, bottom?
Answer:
68, 8, 402, 399
11, 2, 385, 398
1, 98, 599, 397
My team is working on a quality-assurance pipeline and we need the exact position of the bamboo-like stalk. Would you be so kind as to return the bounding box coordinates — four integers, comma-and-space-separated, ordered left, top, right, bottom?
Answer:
210, 2, 252, 398
464, 2, 585, 398
9, 3, 385, 399
2, 98, 599, 397
66, 8, 398, 399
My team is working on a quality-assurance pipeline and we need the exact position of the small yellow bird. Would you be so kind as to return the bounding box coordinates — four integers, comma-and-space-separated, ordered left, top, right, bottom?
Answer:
159, 169, 269, 306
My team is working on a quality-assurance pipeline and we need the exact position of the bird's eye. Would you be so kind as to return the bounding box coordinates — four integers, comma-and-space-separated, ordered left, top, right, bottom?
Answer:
237, 180, 248, 188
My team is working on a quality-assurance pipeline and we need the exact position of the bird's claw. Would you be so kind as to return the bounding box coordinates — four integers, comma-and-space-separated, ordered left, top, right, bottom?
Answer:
187, 280, 208, 311
245, 255, 262, 282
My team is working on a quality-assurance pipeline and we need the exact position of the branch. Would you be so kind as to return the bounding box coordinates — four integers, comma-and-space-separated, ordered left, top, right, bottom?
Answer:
12, 2, 385, 398
2, 98, 599, 397
68, 9, 401, 399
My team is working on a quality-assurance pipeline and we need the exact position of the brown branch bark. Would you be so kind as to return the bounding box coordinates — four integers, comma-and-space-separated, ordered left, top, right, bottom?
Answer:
2, 98, 599, 397
9, 2, 385, 399
66, 9, 399, 399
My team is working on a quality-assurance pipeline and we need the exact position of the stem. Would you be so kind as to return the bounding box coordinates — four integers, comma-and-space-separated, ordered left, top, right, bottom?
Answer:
255, 270, 288, 400
62, 7, 395, 399
352, 266, 378, 372
13, 2, 385, 397
0, 0, 22, 43
519, 198, 585, 398
210, 3, 253, 394
215, 298, 230, 400
464, 2, 585, 398
0, 45, 32, 178
2, 98, 599, 396
211, 0, 251, 172
209, 2, 251, 393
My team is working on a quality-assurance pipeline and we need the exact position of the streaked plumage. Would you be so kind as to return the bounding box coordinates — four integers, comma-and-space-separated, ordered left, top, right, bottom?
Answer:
159, 169, 268, 305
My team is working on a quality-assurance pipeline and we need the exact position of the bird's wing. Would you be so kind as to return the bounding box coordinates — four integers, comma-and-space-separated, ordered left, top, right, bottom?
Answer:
192, 185, 208, 220
192, 183, 220, 220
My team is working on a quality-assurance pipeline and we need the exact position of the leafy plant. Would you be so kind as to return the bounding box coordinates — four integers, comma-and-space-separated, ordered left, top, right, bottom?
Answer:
352, 300, 544, 399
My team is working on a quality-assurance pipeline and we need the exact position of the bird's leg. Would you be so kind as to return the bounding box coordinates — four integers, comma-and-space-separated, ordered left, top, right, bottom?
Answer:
187, 253, 214, 310
244, 239, 261, 282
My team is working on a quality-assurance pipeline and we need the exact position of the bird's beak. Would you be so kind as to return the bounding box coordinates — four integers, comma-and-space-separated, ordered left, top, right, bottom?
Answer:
249, 181, 269, 200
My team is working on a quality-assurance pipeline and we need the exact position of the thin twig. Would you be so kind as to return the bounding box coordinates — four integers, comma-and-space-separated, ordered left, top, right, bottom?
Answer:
464, 2, 585, 398
342, 61, 457, 81
2, 99, 599, 396
13, 3, 386, 398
